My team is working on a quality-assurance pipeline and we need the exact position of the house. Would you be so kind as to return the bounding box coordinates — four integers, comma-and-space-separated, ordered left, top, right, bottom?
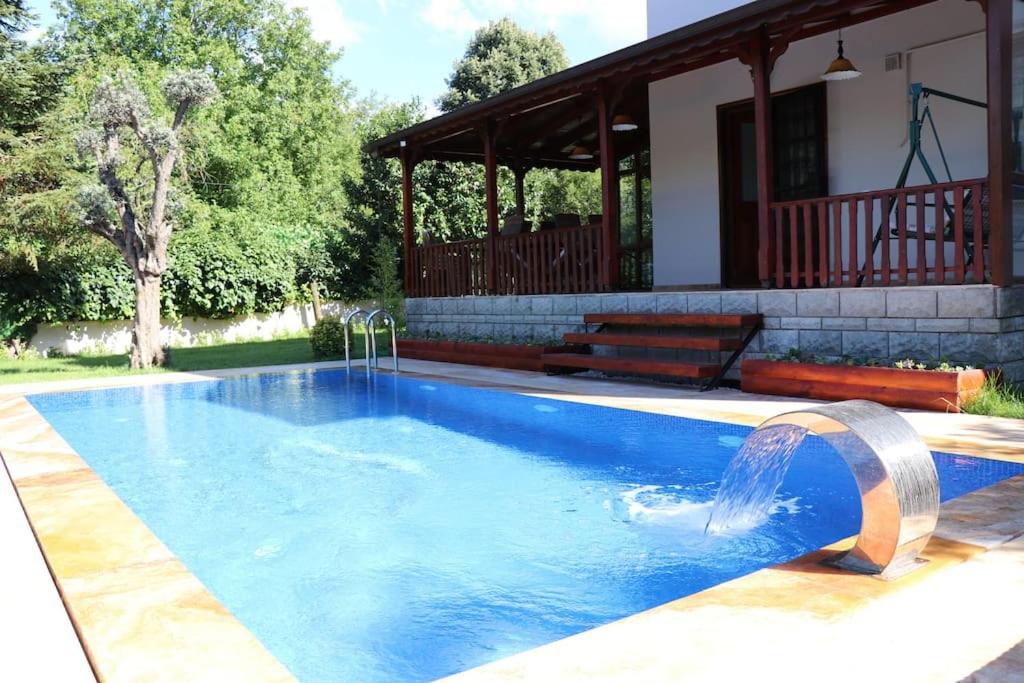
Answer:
366, 0, 1024, 380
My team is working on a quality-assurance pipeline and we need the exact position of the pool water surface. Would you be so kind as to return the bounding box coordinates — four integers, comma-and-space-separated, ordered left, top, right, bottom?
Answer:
28, 370, 1024, 682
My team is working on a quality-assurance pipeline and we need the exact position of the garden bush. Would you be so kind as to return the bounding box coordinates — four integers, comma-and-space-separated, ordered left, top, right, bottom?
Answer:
1, 225, 306, 343
309, 318, 346, 359
162, 227, 298, 319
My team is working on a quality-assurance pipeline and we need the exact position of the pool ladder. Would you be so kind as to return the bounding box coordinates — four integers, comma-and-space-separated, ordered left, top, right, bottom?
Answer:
343, 308, 399, 374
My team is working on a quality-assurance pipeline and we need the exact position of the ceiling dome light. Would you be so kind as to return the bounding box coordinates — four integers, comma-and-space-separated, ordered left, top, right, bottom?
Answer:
822, 30, 861, 81
612, 114, 638, 132
568, 145, 594, 160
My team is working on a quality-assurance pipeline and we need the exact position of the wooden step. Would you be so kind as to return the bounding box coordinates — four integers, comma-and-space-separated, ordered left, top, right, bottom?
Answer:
541, 353, 720, 379
583, 313, 762, 328
399, 348, 546, 372
563, 332, 741, 351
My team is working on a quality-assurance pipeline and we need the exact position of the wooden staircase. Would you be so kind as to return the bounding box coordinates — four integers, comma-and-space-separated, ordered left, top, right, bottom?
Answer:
541, 313, 763, 390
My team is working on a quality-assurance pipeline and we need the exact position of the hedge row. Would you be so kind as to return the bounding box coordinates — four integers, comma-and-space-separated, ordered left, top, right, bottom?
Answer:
0, 228, 301, 340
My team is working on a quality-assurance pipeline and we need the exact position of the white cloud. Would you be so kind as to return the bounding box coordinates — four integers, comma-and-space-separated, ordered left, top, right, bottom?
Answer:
285, 0, 363, 49
419, 0, 645, 46
420, 0, 481, 35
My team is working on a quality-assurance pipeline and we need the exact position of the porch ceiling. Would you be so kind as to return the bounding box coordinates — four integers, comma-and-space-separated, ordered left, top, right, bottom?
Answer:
366, 0, 939, 169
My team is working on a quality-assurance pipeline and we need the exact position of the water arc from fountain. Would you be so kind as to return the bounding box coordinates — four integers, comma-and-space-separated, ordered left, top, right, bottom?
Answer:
706, 400, 939, 577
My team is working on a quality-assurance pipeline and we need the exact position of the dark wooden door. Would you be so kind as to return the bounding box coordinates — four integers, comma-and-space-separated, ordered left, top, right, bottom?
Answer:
719, 104, 760, 288
719, 84, 828, 288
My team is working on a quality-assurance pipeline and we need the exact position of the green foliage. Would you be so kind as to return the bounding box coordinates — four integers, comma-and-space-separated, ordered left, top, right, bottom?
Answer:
423, 18, 597, 242
0, 242, 134, 338
962, 376, 1024, 419
335, 99, 423, 296
0, 1, 30, 38
308, 318, 346, 359
1, 0, 364, 340
367, 236, 404, 327
1, 5, 601, 346
162, 226, 297, 319
439, 18, 568, 111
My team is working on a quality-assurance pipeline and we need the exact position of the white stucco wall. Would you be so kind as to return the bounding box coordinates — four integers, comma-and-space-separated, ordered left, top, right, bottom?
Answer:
647, 0, 987, 288
29, 301, 362, 356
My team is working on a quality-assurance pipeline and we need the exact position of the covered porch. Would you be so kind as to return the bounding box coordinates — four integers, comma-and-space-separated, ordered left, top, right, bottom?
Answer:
366, 0, 1018, 298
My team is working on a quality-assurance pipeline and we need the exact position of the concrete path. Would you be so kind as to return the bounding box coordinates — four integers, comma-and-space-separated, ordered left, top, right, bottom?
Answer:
0, 458, 94, 682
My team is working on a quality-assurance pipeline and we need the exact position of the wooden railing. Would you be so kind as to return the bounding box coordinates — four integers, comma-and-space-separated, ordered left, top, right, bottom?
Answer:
408, 238, 488, 298
492, 223, 603, 295
407, 223, 604, 297
768, 178, 989, 288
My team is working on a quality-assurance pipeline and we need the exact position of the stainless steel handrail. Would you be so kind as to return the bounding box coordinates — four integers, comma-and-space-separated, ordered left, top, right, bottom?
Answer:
343, 308, 371, 372
366, 309, 399, 373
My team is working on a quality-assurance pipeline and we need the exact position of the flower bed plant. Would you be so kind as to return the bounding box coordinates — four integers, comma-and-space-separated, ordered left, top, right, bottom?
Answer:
741, 349, 986, 412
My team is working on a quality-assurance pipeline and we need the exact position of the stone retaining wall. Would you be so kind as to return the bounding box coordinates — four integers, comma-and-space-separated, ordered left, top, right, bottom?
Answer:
406, 285, 1024, 380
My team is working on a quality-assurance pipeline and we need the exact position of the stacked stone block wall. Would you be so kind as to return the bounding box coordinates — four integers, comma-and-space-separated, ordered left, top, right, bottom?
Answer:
405, 285, 1024, 380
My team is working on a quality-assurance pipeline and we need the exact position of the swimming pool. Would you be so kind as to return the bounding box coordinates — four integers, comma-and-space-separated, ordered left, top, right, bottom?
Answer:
28, 370, 1024, 682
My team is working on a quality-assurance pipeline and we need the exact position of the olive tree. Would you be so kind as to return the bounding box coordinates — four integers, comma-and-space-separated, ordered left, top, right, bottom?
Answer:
75, 70, 216, 368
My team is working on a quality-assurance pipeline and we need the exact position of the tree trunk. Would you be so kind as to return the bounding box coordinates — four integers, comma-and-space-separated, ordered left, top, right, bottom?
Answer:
130, 273, 165, 369
310, 279, 323, 323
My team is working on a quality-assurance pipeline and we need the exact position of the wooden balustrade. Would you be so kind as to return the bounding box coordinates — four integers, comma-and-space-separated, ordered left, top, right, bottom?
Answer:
768, 178, 989, 288
407, 239, 488, 298
407, 223, 605, 298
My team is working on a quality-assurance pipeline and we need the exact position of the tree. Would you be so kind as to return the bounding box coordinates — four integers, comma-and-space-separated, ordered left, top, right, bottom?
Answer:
439, 17, 568, 111
76, 70, 216, 367
336, 99, 424, 296
424, 19, 600, 241
0, 0, 28, 39
1, 0, 363, 345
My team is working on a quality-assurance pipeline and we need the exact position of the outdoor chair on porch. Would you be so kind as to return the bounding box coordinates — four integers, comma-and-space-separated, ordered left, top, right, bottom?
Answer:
500, 214, 532, 236
554, 213, 582, 228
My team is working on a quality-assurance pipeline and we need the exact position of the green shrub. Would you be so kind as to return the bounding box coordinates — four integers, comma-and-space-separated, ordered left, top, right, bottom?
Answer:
368, 236, 405, 328
309, 318, 346, 359
162, 228, 297, 319
962, 376, 1024, 419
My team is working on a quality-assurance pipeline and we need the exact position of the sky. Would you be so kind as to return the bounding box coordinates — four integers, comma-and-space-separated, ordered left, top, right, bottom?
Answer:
22, 0, 654, 115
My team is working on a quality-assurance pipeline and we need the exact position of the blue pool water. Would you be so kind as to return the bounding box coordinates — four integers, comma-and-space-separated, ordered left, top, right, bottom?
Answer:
29, 370, 1023, 682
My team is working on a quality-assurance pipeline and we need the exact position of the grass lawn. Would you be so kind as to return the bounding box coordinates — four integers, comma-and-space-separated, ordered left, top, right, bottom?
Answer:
0, 333, 390, 386
962, 377, 1024, 420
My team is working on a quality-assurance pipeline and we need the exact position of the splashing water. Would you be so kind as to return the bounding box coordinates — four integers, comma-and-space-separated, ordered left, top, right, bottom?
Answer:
705, 424, 809, 534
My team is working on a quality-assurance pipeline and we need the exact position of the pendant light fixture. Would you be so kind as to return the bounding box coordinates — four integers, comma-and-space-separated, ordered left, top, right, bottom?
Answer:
568, 145, 594, 160
821, 29, 861, 81
611, 114, 638, 132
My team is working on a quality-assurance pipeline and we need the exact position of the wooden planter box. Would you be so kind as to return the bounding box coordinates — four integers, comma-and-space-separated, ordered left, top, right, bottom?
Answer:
740, 359, 986, 413
397, 338, 583, 372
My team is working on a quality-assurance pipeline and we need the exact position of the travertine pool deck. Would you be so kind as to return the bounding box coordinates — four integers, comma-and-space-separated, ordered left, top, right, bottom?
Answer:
1, 358, 1022, 682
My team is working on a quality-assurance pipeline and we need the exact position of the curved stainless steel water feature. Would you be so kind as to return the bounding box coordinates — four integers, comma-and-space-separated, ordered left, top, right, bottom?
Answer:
708, 400, 939, 577
343, 309, 371, 373
367, 309, 399, 373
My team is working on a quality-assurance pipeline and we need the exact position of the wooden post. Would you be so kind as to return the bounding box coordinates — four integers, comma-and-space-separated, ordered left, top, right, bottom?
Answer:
482, 121, 500, 293
986, 0, 1013, 285
400, 145, 416, 293
513, 165, 527, 217
751, 28, 775, 287
634, 149, 644, 279
597, 89, 620, 290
